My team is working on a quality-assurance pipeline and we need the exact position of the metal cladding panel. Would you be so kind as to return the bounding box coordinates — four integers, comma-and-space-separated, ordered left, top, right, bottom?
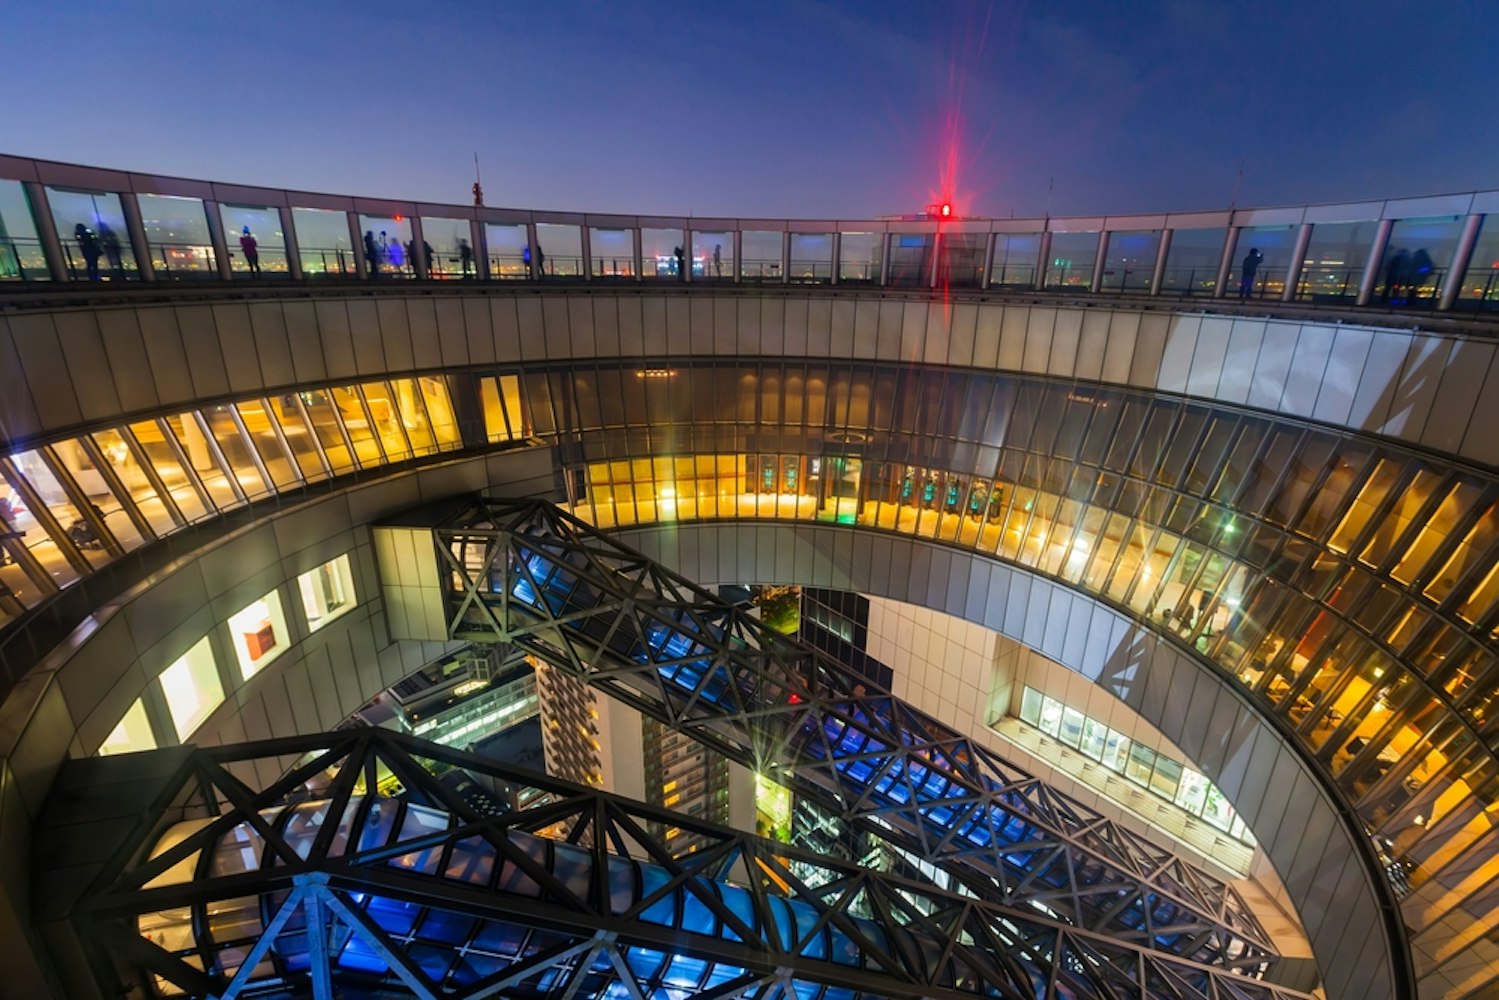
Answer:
1302, 201, 1383, 224
1381, 193, 1476, 219
127, 173, 214, 199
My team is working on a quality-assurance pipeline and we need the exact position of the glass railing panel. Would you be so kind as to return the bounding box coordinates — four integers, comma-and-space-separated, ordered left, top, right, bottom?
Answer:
1044, 232, 1097, 291
90, 428, 183, 537
1376, 215, 1464, 308
358, 214, 414, 279
291, 207, 356, 278
788, 233, 833, 284
137, 193, 215, 280
419, 216, 473, 279
937, 233, 985, 289
589, 227, 635, 278
46, 185, 138, 281
534, 222, 582, 278
838, 232, 882, 284
1099, 230, 1160, 293
739, 230, 782, 282
219, 204, 287, 278
1229, 225, 1295, 300
989, 233, 1040, 288
691, 230, 732, 282
0, 179, 48, 281
484, 223, 529, 280
1295, 220, 1379, 303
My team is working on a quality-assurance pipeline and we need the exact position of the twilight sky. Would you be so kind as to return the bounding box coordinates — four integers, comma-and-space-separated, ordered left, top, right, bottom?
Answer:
4, 1, 1495, 219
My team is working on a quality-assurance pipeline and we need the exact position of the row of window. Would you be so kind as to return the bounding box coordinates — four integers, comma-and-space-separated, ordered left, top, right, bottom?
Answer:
0, 375, 527, 629
1017, 686, 1253, 844
100, 554, 357, 754
2, 178, 1496, 307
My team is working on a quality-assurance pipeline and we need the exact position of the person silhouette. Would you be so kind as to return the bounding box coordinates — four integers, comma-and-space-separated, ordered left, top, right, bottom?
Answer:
674, 245, 686, 280
364, 230, 381, 276
239, 226, 260, 275
713, 243, 722, 278
458, 238, 474, 276
98, 222, 124, 277
1239, 247, 1263, 299
1382, 248, 1409, 303
74, 224, 103, 280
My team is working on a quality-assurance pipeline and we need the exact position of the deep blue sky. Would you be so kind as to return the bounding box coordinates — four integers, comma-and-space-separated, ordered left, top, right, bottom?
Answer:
5, 1, 1495, 219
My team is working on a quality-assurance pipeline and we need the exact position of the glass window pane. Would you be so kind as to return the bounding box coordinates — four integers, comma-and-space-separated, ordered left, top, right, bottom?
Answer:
46, 186, 138, 281
0, 179, 47, 281
1126, 743, 1156, 785
358, 214, 413, 278
359, 382, 413, 460
1038, 694, 1063, 737
938, 233, 985, 289
692, 231, 732, 281
642, 227, 685, 280
1059, 706, 1085, 748
419, 216, 472, 279
590, 227, 635, 278
91, 428, 180, 536
291, 207, 355, 277
1160, 227, 1226, 297
887, 234, 933, 288
10, 449, 108, 569
129, 418, 211, 521
1045, 231, 1097, 290
388, 377, 437, 455
838, 232, 882, 283
99, 699, 155, 756
137, 193, 215, 279
534, 222, 582, 277
1099, 230, 1160, 292
990, 233, 1040, 288
228, 590, 290, 680
1231, 225, 1295, 299
49, 438, 147, 553
199, 408, 271, 500
299, 554, 356, 632
220, 204, 287, 278
484, 223, 528, 279
1149, 754, 1183, 800
1377, 216, 1464, 307
740, 231, 782, 281
264, 396, 328, 482
1019, 686, 1042, 726
159, 636, 223, 741
1295, 221, 1378, 303
234, 400, 302, 489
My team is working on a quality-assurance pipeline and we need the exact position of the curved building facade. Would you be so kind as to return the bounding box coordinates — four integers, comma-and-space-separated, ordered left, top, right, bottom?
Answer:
0, 156, 1496, 1000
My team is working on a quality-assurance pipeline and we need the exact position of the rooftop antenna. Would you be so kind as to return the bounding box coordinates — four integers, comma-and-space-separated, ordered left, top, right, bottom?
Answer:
1044, 176, 1054, 219
1229, 158, 1245, 210
472, 152, 484, 207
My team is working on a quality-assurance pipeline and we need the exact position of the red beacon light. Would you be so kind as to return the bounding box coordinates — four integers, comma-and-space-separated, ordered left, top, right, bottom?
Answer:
925, 202, 955, 220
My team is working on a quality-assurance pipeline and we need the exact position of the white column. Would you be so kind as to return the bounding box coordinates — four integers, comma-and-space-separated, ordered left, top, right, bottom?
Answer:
780, 230, 790, 285
1214, 227, 1239, 299
1281, 222, 1314, 302
120, 193, 155, 281
409, 215, 428, 279
347, 211, 368, 280
1439, 213, 1484, 311
1035, 231, 1053, 291
632, 226, 643, 282
978, 232, 995, 290
528, 222, 543, 280
1149, 229, 1173, 296
579, 224, 594, 281
878, 232, 892, 286
682, 226, 692, 283
203, 200, 233, 280
830, 231, 842, 285
21, 181, 68, 281
279, 206, 304, 280
1355, 219, 1394, 306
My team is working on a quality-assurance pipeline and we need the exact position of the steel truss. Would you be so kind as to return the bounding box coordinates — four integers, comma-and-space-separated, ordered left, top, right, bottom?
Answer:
68, 729, 1314, 1000
436, 498, 1279, 976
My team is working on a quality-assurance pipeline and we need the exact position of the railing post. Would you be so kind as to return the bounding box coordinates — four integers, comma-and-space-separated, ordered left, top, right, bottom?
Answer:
1035, 231, 1052, 291
1089, 229, 1109, 293
1282, 222, 1313, 302
1214, 226, 1239, 299
780, 230, 790, 285
120, 192, 155, 281
580, 223, 594, 281
21, 181, 68, 282
280, 206, 304, 280
203, 199, 233, 280
979, 232, 995, 290
929, 229, 942, 288
1149, 228, 1172, 296
830, 231, 841, 286
528, 222, 544, 280
1439, 213, 1483, 311
347, 211, 368, 280
682, 226, 691, 283
878, 232, 892, 287
632, 225, 643, 283
471, 218, 488, 281
1355, 218, 1394, 306
409, 215, 429, 279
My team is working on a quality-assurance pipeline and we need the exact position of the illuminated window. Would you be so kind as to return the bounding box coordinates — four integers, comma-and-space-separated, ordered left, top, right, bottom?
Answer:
299, 554, 356, 632
99, 699, 155, 756
159, 636, 224, 741
227, 590, 290, 680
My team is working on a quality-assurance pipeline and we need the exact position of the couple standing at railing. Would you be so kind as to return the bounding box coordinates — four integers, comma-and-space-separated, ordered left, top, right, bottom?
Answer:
71, 220, 124, 280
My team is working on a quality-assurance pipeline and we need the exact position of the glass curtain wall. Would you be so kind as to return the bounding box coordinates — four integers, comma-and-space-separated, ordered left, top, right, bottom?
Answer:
1099, 230, 1161, 292
692, 231, 732, 281
1229, 226, 1295, 299
938, 233, 986, 289
739, 231, 782, 282
0, 180, 46, 281
590, 227, 634, 278
291, 207, 355, 277
419, 217, 473, 279
358, 215, 413, 278
46, 186, 138, 281
641, 227, 685, 280
219, 204, 286, 277
838, 232, 882, 284
788, 233, 833, 283
484, 223, 529, 279
887, 235, 933, 288
1044, 232, 1098, 290
137, 193, 215, 279
989, 234, 1041, 288
1295, 221, 1380, 303
1457, 216, 1499, 309
534, 223, 582, 277
1376, 216, 1465, 307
